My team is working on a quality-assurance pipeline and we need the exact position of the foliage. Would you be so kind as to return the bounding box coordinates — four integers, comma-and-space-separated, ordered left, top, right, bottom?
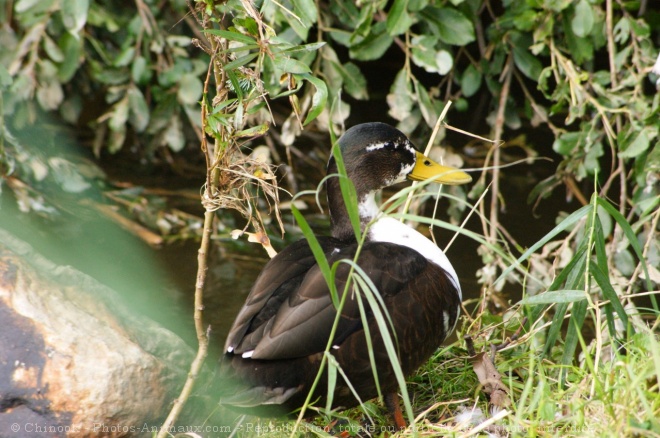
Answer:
2, 0, 657, 280
1, 0, 203, 154
2, 0, 660, 435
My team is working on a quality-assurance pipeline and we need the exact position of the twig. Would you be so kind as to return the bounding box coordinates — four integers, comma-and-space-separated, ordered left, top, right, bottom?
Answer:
444, 182, 491, 252
156, 6, 216, 434
92, 203, 164, 247
156, 209, 213, 437
488, 55, 513, 245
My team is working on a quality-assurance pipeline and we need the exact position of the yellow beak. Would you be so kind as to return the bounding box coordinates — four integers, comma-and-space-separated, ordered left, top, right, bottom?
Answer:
407, 151, 472, 185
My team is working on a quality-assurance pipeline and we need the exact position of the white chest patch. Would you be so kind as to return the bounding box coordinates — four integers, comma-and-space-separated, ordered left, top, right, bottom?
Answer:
368, 216, 462, 299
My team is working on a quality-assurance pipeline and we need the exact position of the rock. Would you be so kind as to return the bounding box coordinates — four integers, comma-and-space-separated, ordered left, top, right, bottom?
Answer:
0, 228, 195, 437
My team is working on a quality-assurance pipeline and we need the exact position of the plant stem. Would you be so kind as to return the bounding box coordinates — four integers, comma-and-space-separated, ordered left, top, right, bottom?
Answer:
488, 56, 512, 244
156, 208, 213, 438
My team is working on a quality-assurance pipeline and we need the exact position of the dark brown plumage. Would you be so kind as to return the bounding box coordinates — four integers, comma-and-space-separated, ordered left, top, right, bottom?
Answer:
219, 123, 471, 427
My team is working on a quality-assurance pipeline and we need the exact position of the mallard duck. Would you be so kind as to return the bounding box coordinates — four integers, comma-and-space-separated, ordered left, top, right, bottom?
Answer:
220, 122, 471, 428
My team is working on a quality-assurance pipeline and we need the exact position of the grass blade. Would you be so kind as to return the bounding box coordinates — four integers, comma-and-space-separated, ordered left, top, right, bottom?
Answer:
291, 203, 337, 304
332, 140, 362, 241
559, 299, 587, 385
520, 290, 587, 305
495, 204, 593, 287
346, 261, 414, 427
542, 245, 588, 356
591, 262, 631, 333
325, 352, 338, 413
597, 197, 656, 310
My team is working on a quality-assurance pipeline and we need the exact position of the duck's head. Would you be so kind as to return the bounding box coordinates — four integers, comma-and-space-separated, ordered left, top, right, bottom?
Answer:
326, 122, 472, 241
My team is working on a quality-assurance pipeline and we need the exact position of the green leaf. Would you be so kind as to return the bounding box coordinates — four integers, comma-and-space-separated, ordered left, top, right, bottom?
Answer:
613, 17, 630, 44
351, 280, 383, 401
628, 17, 650, 38
414, 79, 437, 128
349, 22, 394, 61
234, 123, 269, 138
114, 46, 135, 67
127, 86, 149, 132
340, 63, 368, 100
56, 33, 82, 82
353, 5, 376, 38
619, 127, 655, 159
420, 6, 475, 46
223, 52, 259, 71
409, 35, 452, 74
163, 115, 184, 152
109, 96, 129, 132
284, 0, 316, 40
387, 68, 413, 121
292, 0, 317, 27
572, 0, 594, 38
411, 35, 439, 73
511, 32, 542, 80
204, 29, 256, 45
552, 131, 581, 156
225, 69, 244, 100
409, 0, 429, 12
584, 141, 603, 173
461, 63, 482, 97
44, 36, 65, 62
15, 0, 41, 12
435, 50, 453, 75
300, 74, 328, 125
61, 0, 89, 34
513, 10, 538, 31
36, 80, 63, 110
329, 0, 360, 28
565, 15, 594, 63
273, 56, 311, 74
0, 64, 12, 89
131, 56, 151, 84
278, 42, 327, 54
542, 249, 587, 356
387, 0, 414, 36
177, 74, 203, 106
521, 290, 587, 305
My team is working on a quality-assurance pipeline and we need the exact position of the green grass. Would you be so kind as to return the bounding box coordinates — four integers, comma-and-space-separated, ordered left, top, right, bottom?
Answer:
217, 169, 660, 437
222, 314, 659, 437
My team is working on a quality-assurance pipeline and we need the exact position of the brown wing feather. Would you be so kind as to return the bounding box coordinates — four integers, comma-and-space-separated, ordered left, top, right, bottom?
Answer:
224, 236, 340, 353
226, 240, 432, 360
219, 241, 461, 413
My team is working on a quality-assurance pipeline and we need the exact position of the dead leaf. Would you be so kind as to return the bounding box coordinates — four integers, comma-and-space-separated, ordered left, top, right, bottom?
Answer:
230, 229, 278, 259
470, 352, 511, 410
